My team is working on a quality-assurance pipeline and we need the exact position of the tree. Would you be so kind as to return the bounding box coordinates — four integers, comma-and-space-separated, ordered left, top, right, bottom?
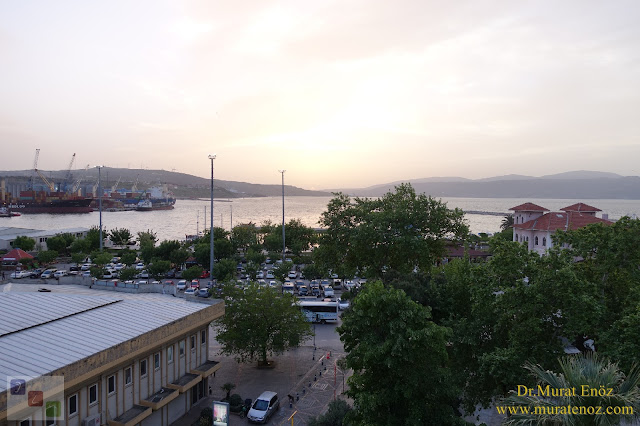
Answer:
121, 251, 137, 266
502, 353, 640, 426
137, 230, 157, 247
85, 226, 104, 251
140, 243, 155, 265
154, 240, 181, 261
231, 223, 258, 251
182, 265, 203, 282
45, 235, 70, 255
118, 267, 137, 281
317, 184, 468, 278
500, 214, 514, 231
213, 258, 237, 282
337, 281, 463, 426
71, 252, 86, 264
271, 262, 292, 283
148, 259, 171, 279
38, 250, 58, 265
169, 248, 190, 269
307, 399, 352, 426
110, 228, 133, 246
13, 236, 35, 251
215, 283, 312, 365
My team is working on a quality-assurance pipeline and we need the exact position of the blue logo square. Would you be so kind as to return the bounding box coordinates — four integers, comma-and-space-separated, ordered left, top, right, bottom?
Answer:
10, 379, 25, 395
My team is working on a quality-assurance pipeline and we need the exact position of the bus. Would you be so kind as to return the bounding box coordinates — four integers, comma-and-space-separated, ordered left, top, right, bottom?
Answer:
298, 300, 339, 323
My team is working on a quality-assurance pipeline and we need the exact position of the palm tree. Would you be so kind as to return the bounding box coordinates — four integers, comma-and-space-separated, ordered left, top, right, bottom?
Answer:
502, 353, 640, 425
500, 214, 514, 232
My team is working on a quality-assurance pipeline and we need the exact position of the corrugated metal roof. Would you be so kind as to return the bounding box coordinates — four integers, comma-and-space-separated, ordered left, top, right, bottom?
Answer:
0, 288, 215, 392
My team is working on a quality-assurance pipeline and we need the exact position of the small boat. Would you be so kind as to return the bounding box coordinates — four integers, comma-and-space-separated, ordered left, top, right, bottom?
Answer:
136, 199, 153, 211
0, 206, 21, 217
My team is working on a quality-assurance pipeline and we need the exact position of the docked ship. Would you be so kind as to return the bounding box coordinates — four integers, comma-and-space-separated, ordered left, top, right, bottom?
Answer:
100, 184, 176, 211
7, 191, 93, 214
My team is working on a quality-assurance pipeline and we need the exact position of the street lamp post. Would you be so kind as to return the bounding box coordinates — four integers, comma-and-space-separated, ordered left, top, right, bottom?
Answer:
98, 166, 103, 251
278, 170, 286, 261
209, 155, 216, 277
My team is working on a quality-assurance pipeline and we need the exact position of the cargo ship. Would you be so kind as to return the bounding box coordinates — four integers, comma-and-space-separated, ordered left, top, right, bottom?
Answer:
102, 185, 176, 211
8, 191, 93, 214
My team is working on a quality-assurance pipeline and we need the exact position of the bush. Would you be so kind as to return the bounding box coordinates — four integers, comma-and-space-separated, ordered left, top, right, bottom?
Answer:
229, 393, 244, 412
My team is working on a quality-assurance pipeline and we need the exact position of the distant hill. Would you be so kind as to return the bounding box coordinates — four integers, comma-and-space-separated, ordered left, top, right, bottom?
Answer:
332, 171, 640, 199
0, 167, 330, 198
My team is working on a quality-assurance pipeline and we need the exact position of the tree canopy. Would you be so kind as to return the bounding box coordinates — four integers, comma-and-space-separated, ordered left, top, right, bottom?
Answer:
337, 281, 463, 426
215, 283, 312, 365
316, 184, 468, 278
13, 236, 35, 252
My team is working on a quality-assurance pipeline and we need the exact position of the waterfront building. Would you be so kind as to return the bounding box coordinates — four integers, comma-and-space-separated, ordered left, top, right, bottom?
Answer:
0, 227, 90, 251
511, 202, 612, 254
0, 289, 224, 426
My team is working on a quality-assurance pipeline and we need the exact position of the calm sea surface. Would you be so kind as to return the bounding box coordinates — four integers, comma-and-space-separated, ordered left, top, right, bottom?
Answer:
2, 197, 639, 242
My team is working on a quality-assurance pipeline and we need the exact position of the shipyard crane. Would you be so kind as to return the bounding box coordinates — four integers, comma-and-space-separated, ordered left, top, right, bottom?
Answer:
71, 164, 90, 194
111, 176, 121, 194
131, 174, 140, 193
33, 149, 55, 192
62, 153, 76, 192
29, 149, 40, 190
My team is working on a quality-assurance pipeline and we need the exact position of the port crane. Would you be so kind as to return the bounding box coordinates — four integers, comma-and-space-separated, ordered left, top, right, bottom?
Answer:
111, 176, 122, 194
33, 149, 55, 192
62, 153, 76, 192
71, 164, 90, 194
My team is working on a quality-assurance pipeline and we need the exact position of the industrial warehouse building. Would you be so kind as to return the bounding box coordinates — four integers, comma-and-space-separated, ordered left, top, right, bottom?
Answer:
0, 288, 224, 426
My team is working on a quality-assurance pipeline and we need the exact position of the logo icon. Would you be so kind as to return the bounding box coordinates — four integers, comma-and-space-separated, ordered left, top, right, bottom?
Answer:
46, 401, 61, 418
28, 391, 43, 407
10, 379, 25, 395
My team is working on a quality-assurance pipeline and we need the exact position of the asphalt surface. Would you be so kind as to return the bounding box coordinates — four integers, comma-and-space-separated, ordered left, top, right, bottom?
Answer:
171, 319, 350, 426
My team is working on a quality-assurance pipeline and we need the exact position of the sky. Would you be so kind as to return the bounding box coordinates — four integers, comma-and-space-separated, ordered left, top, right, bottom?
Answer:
1, 1, 639, 190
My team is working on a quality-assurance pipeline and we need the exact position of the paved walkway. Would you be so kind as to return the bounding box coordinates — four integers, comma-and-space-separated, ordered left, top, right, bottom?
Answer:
171, 344, 350, 426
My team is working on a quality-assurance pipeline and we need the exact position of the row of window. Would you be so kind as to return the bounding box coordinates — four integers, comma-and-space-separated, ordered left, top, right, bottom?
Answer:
515, 234, 547, 246
65, 330, 207, 419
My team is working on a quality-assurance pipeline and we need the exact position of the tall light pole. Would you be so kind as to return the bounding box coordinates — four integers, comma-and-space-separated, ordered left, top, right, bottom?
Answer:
278, 170, 286, 261
98, 166, 103, 251
208, 155, 216, 277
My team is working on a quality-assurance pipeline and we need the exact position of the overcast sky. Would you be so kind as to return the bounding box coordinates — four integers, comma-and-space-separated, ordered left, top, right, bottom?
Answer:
1, 0, 639, 189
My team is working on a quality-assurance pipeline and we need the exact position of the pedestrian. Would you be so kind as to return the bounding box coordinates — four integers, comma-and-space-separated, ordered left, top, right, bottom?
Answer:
209, 385, 212, 396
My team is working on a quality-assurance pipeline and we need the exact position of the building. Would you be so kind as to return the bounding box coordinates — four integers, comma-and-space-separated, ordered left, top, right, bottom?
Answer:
511, 202, 612, 254
0, 288, 224, 426
0, 227, 90, 251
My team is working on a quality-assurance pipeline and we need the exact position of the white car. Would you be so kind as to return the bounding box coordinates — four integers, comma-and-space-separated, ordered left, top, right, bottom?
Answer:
266, 271, 275, 279
248, 391, 280, 424
288, 271, 297, 279
184, 288, 196, 296
53, 270, 67, 278
338, 298, 350, 310
135, 263, 145, 270
81, 271, 91, 277
269, 280, 278, 288
80, 263, 93, 271
256, 271, 264, 279
176, 280, 187, 291
114, 263, 125, 270
10, 271, 28, 279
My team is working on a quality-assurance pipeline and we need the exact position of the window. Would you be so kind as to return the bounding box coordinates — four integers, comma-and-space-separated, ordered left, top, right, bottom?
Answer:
534, 236, 539, 246
168, 346, 174, 364
20, 419, 31, 426
140, 359, 147, 377
154, 352, 160, 370
191, 335, 196, 350
179, 341, 185, 356
515, 234, 518, 242
89, 383, 98, 405
201, 329, 206, 345
543, 237, 547, 247
108, 375, 116, 394
68, 394, 78, 417
125, 367, 132, 386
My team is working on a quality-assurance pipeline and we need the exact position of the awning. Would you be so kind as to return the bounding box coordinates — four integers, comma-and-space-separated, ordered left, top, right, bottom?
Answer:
107, 404, 152, 426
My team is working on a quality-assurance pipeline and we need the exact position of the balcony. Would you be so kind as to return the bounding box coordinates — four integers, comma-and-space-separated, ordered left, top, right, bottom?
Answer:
190, 360, 222, 377
166, 373, 201, 393
107, 404, 152, 426
140, 387, 179, 410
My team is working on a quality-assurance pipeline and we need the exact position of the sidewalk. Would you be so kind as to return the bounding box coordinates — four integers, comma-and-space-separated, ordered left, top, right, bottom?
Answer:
171, 345, 349, 426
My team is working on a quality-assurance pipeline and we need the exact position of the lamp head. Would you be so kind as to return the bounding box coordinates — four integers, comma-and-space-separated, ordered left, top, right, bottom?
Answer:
278, 169, 286, 173
208, 154, 217, 160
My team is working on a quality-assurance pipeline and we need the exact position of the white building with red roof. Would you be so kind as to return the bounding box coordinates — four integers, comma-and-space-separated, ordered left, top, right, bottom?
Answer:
510, 202, 612, 254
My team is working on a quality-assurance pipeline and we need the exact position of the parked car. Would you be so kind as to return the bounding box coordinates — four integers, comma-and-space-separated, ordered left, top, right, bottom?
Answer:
298, 286, 308, 296
163, 280, 173, 286
200, 270, 210, 279
40, 269, 57, 279
138, 270, 149, 279
322, 286, 335, 298
338, 298, 350, 310
197, 288, 210, 298
247, 391, 279, 424
81, 271, 91, 277
256, 271, 264, 279
53, 270, 67, 278
10, 271, 28, 279
266, 271, 275, 279
185, 288, 196, 296
135, 263, 145, 270
176, 280, 187, 291
287, 271, 297, 279
190, 279, 199, 289
80, 263, 93, 271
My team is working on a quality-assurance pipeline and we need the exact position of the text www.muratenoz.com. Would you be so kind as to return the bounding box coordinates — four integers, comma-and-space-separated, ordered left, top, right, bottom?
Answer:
496, 405, 634, 416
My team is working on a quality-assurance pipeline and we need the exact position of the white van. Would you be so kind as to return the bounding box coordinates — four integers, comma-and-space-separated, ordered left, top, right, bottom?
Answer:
53, 270, 67, 278
322, 285, 335, 298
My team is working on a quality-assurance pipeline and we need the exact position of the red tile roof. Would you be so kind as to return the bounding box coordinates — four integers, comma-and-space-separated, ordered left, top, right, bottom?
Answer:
1, 248, 34, 261
514, 211, 612, 232
560, 203, 601, 213
509, 202, 549, 212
